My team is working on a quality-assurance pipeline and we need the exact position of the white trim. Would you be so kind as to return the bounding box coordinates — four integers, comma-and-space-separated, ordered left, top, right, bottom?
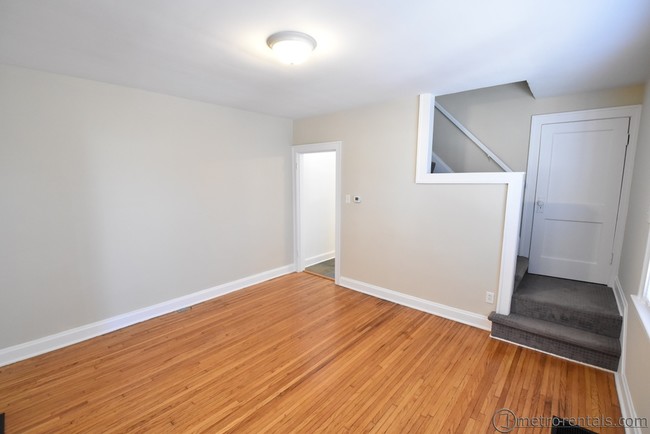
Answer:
489, 335, 616, 373
414, 171, 525, 185
519, 105, 643, 288
0, 264, 296, 368
415, 93, 434, 182
304, 251, 335, 268
616, 371, 643, 434
415, 94, 525, 315
496, 173, 526, 315
611, 107, 643, 288
292, 142, 342, 285
413, 172, 525, 316
434, 101, 512, 172
612, 278, 644, 434
339, 276, 491, 330
613, 277, 626, 317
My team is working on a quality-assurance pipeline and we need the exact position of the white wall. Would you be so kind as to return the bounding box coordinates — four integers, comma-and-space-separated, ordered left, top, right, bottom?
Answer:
294, 97, 507, 316
618, 81, 650, 419
434, 82, 645, 172
0, 65, 293, 349
300, 152, 336, 265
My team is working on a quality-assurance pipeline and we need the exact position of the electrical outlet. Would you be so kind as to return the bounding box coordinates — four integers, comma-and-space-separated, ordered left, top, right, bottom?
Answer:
485, 292, 494, 304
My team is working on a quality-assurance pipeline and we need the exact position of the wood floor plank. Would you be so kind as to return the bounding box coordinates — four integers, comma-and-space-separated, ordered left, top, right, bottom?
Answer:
0, 273, 624, 433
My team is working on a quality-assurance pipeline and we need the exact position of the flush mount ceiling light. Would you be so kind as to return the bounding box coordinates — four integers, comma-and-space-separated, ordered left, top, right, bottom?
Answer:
266, 31, 317, 65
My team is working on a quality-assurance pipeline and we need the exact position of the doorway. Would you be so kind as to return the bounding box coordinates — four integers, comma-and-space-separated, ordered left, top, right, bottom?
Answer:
520, 106, 642, 286
292, 142, 342, 284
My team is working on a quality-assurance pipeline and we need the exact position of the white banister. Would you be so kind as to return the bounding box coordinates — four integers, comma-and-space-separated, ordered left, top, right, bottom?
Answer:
434, 101, 513, 172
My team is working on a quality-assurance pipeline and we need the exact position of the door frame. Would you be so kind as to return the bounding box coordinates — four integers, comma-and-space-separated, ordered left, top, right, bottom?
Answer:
292, 141, 342, 284
519, 105, 642, 287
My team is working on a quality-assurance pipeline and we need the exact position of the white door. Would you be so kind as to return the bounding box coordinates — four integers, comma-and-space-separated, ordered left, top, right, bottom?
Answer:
528, 117, 629, 284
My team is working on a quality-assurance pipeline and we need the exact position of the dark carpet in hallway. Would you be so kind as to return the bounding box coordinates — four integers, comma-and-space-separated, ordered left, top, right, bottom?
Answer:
305, 258, 335, 279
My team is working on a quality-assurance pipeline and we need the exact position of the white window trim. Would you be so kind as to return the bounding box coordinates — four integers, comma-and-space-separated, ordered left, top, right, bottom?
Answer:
632, 229, 650, 340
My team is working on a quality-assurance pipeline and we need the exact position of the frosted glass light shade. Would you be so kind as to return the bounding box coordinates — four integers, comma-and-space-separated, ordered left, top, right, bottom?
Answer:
267, 31, 317, 65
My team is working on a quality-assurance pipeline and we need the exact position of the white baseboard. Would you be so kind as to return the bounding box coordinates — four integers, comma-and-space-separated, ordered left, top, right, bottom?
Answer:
613, 277, 626, 317
612, 277, 642, 434
304, 251, 335, 267
0, 264, 296, 368
339, 277, 491, 331
616, 371, 642, 434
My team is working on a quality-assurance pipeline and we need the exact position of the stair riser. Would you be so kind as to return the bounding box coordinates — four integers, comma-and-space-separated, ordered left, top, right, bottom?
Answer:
491, 323, 619, 371
511, 297, 622, 338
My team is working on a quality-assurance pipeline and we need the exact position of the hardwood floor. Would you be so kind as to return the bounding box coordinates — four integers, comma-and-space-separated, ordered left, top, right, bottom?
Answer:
0, 273, 623, 433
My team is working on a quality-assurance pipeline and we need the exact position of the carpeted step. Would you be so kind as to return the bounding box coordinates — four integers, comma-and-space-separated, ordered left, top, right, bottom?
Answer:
514, 256, 529, 292
488, 312, 620, 371
512, 274, 622, 338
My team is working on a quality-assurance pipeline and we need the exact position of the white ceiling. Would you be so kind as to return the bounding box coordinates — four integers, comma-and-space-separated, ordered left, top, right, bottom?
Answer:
1, 0, 649, 119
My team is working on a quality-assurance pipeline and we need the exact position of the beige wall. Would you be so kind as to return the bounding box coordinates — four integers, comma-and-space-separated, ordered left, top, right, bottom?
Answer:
434, 82, 645, 172
618, 82, 650, 418
294, 97, 507, 316
296, 90, 650, 416
433, 109, 503, 173
0, 65, 293, 348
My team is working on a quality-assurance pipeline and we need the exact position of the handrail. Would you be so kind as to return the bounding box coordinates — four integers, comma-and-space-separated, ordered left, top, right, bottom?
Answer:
434, 101, 513, 172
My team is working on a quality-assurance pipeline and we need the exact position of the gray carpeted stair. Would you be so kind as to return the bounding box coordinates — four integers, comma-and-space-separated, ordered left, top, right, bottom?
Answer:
489, 312, 621, 371
489, 257, 622, 371
512, 274, 621, 338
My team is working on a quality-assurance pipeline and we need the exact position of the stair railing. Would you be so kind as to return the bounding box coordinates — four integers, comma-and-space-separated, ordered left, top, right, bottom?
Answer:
434, 101, 513, 172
